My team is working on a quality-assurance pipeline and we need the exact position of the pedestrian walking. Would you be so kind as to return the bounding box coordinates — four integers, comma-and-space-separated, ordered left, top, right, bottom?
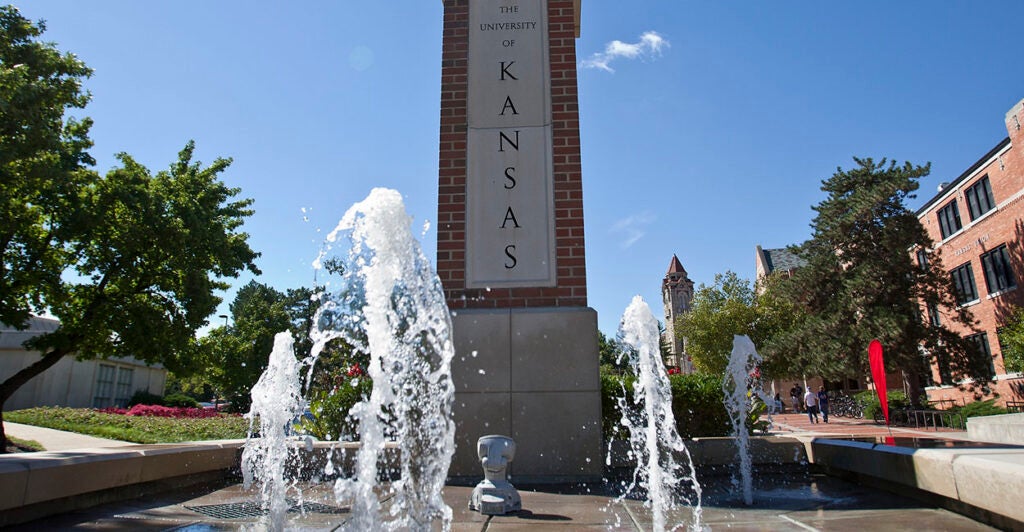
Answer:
817, 386, 830, 423
804, 388, 820, 423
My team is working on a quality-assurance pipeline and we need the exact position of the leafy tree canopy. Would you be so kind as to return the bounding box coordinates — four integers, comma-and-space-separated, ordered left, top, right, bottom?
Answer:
0, 8, 259, 448
675, 271, 758, 375
999, 306, 1024, 374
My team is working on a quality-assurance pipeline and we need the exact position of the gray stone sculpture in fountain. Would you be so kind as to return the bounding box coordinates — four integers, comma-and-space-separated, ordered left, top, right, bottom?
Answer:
469, 435, 522, 515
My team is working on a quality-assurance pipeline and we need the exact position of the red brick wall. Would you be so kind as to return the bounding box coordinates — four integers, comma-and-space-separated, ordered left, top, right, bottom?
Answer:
917, 99, 1024, 405
437, 0, 587, 310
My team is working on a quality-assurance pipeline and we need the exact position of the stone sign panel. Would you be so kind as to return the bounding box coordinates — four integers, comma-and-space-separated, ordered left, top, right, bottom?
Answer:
466, 0, 555, 288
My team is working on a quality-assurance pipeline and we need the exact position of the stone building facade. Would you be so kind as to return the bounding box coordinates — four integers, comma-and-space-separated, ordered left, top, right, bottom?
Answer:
915, 97, 1024, 408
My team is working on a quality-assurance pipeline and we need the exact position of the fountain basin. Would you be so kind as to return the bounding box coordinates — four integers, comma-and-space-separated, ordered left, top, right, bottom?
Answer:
807, 436, 1024, 529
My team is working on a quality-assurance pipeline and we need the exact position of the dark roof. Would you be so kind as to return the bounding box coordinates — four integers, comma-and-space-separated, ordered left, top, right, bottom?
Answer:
666, 254, 687, 276
763, 248, 806, 274
916, 137, 1011, 215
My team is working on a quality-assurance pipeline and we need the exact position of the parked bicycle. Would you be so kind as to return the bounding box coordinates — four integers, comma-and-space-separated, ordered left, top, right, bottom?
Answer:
830, 393, 863, 419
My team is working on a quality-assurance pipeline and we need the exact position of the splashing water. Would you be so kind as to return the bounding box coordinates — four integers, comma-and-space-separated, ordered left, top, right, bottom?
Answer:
615, 296, 702, 531
722, 335, 772, 506
311, 188, 456, 531
242, 332, 305, 531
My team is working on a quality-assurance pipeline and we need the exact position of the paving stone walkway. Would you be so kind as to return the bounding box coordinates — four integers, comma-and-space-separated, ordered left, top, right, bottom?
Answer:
766, 412, 972, 441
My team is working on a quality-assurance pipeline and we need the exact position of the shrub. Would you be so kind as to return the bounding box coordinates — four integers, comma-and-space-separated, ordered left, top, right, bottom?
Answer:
98, 404, 223, 419
163, 393, 200, 408
128, 390, 165, 407
301, 375, 373, 440
855, 389, 916, 420
955, 399, 1007, 419
600, 371, 732, 440
669, 373, 731, 438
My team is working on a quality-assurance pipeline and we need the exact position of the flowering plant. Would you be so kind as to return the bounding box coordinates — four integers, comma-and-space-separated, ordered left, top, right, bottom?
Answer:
98, 404, 225, 418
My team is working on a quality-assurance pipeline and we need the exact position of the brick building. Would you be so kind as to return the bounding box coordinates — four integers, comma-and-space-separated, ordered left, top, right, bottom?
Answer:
916, 97, 1024, 408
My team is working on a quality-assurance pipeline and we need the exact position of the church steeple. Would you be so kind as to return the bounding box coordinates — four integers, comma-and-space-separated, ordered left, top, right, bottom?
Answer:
662, 254, 695, 372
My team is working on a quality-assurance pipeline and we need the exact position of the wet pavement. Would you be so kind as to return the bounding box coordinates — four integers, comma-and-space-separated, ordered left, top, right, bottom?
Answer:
9, 469, 999, 531
3, 414, 1007, 530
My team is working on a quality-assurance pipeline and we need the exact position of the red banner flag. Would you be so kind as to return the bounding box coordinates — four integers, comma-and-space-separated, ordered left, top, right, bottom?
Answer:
868, 339, 889, 426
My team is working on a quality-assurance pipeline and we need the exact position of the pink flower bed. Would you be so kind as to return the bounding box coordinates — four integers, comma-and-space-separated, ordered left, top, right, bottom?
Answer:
98, 404, 224, 419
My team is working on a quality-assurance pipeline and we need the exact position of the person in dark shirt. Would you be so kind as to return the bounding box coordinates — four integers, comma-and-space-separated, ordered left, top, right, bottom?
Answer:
817, 386, 830, 423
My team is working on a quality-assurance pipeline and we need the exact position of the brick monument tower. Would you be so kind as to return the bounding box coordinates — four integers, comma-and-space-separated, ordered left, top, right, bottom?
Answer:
436, 0, 602, 481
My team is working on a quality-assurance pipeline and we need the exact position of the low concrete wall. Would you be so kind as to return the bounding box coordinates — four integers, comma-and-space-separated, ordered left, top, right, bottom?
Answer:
807, 438, 1024, 529
0, 440, 244, 526
966, 413, 1024, 445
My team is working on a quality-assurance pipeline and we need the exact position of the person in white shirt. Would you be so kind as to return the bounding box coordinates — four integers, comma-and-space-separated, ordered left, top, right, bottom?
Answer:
803, 389, 820, 424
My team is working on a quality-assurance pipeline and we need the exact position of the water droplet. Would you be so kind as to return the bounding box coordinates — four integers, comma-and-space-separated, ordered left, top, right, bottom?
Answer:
477, 369, 486, 375
471, 350, 478, 358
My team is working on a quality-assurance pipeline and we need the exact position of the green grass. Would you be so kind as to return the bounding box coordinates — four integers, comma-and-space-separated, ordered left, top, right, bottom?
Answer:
5, 407, 249, 444
5, 436, 45, 452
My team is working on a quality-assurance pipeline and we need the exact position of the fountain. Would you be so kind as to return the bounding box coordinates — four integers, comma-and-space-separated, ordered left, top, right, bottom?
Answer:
721, 334, 772, 506
614, 296, 703, 531
243, 188, 456, 531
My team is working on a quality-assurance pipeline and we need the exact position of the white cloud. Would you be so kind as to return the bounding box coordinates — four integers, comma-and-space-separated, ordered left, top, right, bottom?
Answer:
581, 31, 670, 73
611, 211, 656, 249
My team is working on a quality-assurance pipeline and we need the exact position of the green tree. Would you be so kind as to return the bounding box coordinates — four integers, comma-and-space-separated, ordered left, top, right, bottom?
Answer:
781, 158, 987, 404
999, 306, 1024, 373
0, 9, 260, 449
198, 282, 292, 411
598, 330, 627, 373
1, 6, 94, 329
675, 271, 758, 375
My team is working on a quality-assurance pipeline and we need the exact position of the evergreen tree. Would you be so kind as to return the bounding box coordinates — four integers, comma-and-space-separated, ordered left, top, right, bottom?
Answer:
780, 158, 988, 403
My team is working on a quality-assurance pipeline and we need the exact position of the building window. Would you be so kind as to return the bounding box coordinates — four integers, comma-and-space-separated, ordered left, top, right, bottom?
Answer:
937, 200, 963, 239
115, 367, 133, 407
950, 262, 979, 304
965, 332, 995, 378
92, 364, 116, 408
916, 249, 930, 271
919, 349, 935, 387
937, 352, 953, 385
964, 175, 995, 221
927, 302, 941, 327
980, 244, 1016, 294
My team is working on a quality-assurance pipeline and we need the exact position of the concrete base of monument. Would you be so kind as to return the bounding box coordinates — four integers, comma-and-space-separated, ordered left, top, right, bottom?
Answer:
448, 306, 603, 482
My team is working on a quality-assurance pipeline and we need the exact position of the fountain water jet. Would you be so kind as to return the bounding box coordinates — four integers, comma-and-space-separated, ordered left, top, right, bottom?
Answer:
310, 187, 456, 531
242, 331, 305, 531
615, 295, 702, 531
722, 334, 773, 506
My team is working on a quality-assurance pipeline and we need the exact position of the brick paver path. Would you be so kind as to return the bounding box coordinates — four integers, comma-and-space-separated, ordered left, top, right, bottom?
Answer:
766, 412, 972, 441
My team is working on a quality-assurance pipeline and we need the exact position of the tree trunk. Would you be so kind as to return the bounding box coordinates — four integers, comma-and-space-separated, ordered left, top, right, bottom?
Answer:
0, 348, 71, 454
905, 372, 924, 407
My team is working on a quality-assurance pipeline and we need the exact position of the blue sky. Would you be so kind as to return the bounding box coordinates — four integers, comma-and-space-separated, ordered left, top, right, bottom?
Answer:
18, 1, 1024, 335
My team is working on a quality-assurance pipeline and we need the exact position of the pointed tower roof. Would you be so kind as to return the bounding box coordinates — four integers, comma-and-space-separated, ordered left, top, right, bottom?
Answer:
666, 254, 687, 276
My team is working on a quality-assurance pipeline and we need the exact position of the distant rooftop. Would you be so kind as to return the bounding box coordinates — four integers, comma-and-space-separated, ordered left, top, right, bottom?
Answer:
666, 254, 687, 276
0, 316, 59, 349
763, 248, 806, 274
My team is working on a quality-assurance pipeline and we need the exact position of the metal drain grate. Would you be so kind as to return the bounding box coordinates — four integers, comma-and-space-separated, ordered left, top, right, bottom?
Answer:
186, 502, 267, 520
186, 500, 348, 520
290, 502, 348, 515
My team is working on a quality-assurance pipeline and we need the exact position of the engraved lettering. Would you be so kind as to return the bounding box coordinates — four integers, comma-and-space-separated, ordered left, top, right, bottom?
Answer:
499, 95, 519, 116
501, 207, 521, 229
504, 167, 516, 189
498, 130, 520, 152
500, 61, 518, 81
504, 245, 517, 269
